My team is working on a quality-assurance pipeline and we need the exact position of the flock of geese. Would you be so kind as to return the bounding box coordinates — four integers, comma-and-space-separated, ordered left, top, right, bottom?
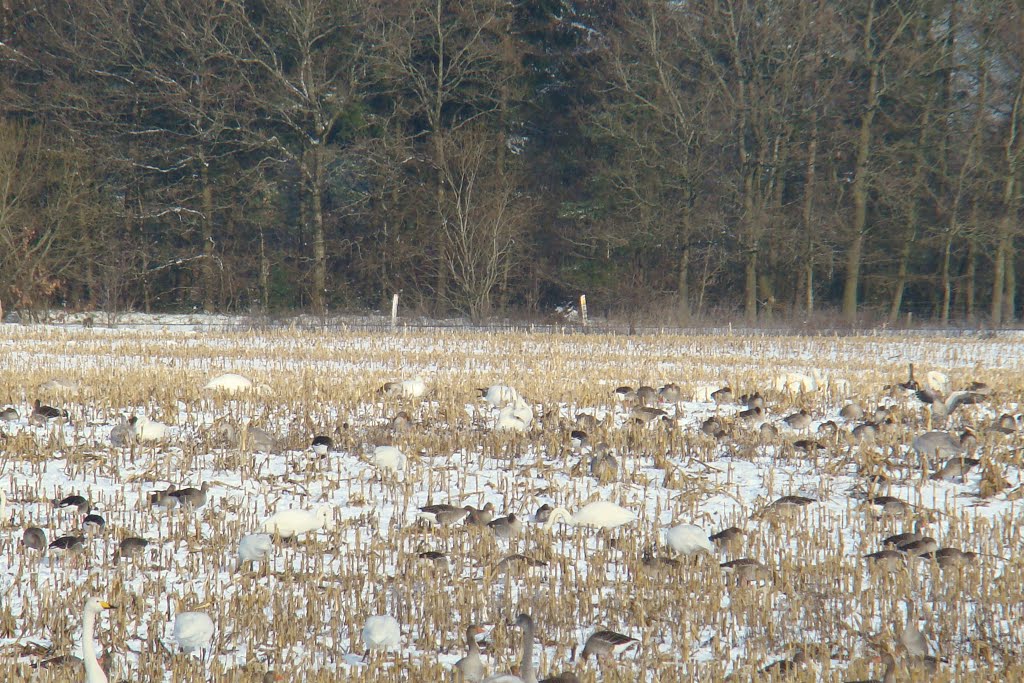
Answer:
1, 360, 1018, 682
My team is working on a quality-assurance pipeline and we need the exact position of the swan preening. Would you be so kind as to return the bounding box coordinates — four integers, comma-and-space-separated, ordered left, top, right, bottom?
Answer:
131, 415, 170, 443
494, 398, 534, 432
362, 614, 401, 656
174, 610, 215, 655
82, 597, 116, 683
236, 533, 274, 572
542, 501, 636, 531
479, 384, 520, 408
477, 383, 533, 431
372, 445, 407, 474
493, 395, 536, 432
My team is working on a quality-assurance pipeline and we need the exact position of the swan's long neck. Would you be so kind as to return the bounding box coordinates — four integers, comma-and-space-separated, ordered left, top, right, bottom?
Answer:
466, 628, 479, 655
520, 620, 537, 683
542, 506, 573, 531
83, 607, 107, 683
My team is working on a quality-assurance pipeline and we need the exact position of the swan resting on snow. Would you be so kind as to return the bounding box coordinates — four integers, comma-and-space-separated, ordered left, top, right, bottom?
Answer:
174, 610, 214, 656
665, 523, 714, 556
362, 614, 401, 658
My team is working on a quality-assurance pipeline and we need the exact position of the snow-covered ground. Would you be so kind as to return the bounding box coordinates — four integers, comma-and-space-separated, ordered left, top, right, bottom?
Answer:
0, 320, 1022, 681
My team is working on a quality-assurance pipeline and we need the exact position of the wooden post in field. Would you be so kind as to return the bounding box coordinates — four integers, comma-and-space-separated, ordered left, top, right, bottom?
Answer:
391, 293, 399, 329
580, 294, 588, 328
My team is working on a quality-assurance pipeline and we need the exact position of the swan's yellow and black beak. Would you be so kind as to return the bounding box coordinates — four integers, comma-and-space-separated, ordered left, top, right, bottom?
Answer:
99, 601, 118, 610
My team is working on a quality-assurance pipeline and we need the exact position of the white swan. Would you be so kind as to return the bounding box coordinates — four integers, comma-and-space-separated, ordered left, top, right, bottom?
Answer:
382, 375, 427, 398
665, 523, 714, 555
82, 597, 116, 683
495, 413, 529, 432
773, 371, 818, 394
132, 415, 170, 443
203, 373, 254, 394
235, 533, 273, 573
480, 384, 519, 408
372, 445, 406, 474
262, 505, 333, 539
174, 610, 214, 655
542, 501, 636, 531
362, 614, 400, 656
494, 398, 533, 432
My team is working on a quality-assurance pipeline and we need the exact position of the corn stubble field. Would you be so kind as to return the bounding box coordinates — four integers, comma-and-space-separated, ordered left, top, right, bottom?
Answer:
1, 320, 1023, 682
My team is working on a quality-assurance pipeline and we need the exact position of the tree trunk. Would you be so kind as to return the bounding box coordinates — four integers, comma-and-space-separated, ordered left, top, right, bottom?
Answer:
745, 247, 757, 323
309, 149, 327, 316
677, 243, 690, 322
843, 3, 879, 324
259, 224, 269, 311
802, 118, 818, 315
433, 130, 449, 313
200, 160, 215, 313
940, 235, 953, 325
965, 237, 976, 322
758, 272, 774, 321
1005, 246, 1016, 322
992, 195, 1018, 326
992, 232, 1007, 326
805, 260, 814, 315
889, 104, 931, 324
992, 67, 1023, 325
889, 238, 911, 324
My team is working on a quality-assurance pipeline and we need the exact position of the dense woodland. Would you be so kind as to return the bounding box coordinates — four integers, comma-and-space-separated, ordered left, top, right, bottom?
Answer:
0, 1, 1022, 324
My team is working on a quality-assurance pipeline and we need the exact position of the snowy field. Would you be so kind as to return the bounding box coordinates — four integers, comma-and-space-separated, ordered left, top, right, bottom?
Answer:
1, 320, 1023, 681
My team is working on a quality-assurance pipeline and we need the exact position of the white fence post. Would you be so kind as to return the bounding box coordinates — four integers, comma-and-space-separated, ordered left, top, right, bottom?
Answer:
580, 294, 588, 328
391, 293, 399, 329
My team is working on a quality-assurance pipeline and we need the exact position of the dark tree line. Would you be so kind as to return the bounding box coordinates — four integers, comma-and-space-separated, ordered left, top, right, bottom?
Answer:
1, 0, 1021, 324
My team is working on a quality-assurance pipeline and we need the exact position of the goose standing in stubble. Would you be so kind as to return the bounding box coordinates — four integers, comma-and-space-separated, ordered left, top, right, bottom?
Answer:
170, 482, 209, 509
580, 629, 639, 661
483, 613, 537, 683
899, 602, 930, 660
454, 624, 486, 682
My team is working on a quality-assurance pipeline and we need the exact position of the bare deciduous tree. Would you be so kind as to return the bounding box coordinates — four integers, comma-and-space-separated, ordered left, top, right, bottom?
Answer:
437, 128, 531, 319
